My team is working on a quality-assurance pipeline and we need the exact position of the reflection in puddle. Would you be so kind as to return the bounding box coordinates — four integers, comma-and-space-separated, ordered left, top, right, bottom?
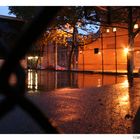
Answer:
27, 69, 38, 91
121, 80, 129, 88
118, 80, 130, 106
97, 78, 101, 87
117, 80, 131, 121
119, 93, 130, 106
26, 70, 128, 92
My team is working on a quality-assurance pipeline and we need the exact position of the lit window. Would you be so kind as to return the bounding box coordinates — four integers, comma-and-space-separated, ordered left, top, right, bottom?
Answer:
94, 48, 99, 54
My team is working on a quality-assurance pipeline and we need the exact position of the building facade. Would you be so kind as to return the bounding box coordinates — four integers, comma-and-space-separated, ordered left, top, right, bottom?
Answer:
78, 26, 140, 73
1, 15, 140, 73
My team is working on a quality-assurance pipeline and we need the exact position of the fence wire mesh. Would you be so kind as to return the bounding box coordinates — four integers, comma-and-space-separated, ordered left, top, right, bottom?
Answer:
0, 7, 62, 134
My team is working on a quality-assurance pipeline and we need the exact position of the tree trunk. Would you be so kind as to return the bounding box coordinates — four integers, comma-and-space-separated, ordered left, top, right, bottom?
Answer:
127, 7, 134, 80
68, 26, 77, 71
68, 47, 74, 71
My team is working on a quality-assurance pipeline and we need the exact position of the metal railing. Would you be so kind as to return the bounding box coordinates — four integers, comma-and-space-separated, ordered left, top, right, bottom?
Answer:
0, 7, 61, 134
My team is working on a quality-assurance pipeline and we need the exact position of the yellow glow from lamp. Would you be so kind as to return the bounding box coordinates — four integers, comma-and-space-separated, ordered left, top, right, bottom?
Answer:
124, 48, 129, 54
113, 27, 117, 32
106, 28, 110, 33
134, 24, 138, 29
28, 56, 33, 60
35, 56, 38, 59
35, 73, 38, 90
122, 80, 129, 88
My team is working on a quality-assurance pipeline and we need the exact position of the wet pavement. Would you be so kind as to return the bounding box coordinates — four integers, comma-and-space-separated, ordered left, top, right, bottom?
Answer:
0, 71, 140, 134
27, 78, 140, 134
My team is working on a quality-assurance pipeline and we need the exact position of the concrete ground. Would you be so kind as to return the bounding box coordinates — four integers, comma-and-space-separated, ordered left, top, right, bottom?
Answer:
0, 77, 140, 134
30, 77, 140, 134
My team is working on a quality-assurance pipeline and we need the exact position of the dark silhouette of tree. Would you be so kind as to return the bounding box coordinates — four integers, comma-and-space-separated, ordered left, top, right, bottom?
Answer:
9, 6, 99, 70
9, 6, 41, 21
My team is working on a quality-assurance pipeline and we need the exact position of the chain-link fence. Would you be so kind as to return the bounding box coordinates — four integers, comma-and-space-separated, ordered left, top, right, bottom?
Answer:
0, 7, 61, 134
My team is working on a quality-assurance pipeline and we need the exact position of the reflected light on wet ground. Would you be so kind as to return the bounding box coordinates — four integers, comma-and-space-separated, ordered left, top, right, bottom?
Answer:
3, 70, 140, 133
27, 69, 38, 92
118, 80, 130, 107
55, 104, 80, 123
25, 70, 140, 133
120, 93, 129, 105
120, 79, 129, 88
25, 70, 128, 93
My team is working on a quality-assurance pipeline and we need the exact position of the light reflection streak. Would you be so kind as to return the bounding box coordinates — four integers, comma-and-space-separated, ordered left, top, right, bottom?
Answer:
97, 78, 101, 87
58, 88, 74, 91
27, 70, 38, 90
118, 79, 130, 113
35, 73, 38, 90
121, 79, 129, 88
119, 94, 129, 105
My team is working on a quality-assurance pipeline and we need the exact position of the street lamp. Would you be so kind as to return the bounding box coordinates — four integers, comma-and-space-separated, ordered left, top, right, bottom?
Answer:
124, 48, 129, 55
134, 23, 139, 29
106, 28, 110, 33
113, 27, 117, 32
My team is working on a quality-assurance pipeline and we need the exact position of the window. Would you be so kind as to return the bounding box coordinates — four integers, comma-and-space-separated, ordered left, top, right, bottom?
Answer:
94, 48, 99, 54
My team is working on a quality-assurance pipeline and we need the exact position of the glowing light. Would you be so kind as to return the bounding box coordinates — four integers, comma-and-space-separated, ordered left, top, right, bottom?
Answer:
28, 70, 38, 90
120, 94, 129, 105
28, 70, 33, 89
119, 80, 130, 106
31, 72, 33, 89
124, 48, 129, 54
118, 91, 130, 116
98, 52, 101, 55
121, 80, 129, 88
106, 28, 110, 33
134, 24, 138, 29
97, 79, 101, 87
113, 27, 117, 32
28, 56, 33, 60
28, 56, 38, 60
79, 50, 83, 54
35, 73, 38, 90
35, 56, 38, 59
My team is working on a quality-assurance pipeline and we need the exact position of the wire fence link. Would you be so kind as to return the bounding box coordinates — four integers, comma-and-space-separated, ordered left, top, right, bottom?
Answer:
0, 7, 62, 133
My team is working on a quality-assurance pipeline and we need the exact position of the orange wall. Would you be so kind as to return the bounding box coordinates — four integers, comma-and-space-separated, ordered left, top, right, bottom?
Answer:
78, 27, 140, 72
